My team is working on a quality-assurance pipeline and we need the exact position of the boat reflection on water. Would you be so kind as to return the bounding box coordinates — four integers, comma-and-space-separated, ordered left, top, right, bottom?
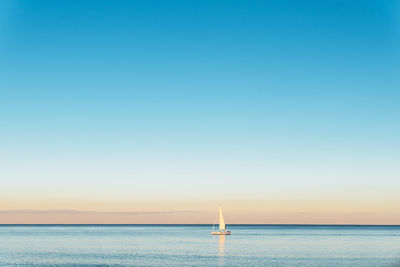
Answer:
218, 235, 226, 266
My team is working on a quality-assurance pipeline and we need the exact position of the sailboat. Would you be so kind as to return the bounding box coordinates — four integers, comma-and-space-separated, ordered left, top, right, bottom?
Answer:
211, 207, 231, 235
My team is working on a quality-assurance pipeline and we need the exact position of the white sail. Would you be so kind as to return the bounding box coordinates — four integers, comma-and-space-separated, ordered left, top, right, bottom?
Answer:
219, 207, 226, 231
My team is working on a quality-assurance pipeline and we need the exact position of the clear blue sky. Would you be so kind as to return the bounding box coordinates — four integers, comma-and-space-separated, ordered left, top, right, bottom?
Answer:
0, 0, 399, 223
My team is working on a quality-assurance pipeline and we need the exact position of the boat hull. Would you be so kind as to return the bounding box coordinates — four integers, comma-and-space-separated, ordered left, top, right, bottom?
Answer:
211, 231, 231, 235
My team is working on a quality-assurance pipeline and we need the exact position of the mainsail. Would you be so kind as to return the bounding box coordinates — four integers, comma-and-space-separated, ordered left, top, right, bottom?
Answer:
219, 207, 226, 231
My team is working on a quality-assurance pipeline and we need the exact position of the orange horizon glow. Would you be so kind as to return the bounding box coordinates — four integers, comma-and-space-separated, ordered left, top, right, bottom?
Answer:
2, 209, 400, 225
1, 195, 400, 225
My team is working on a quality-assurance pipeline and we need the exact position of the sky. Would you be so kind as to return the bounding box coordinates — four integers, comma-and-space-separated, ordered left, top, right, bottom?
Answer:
1, 0, 399, 224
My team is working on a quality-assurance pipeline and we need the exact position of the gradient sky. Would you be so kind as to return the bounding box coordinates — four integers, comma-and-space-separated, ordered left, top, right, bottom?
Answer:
1, 0, 400, 224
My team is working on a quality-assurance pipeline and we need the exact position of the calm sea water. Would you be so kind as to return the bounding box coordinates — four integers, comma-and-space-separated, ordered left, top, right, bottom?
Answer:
1, 225, 400, 266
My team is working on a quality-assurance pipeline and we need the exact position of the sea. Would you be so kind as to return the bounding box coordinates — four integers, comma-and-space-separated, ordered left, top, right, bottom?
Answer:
1, 224, 400, 266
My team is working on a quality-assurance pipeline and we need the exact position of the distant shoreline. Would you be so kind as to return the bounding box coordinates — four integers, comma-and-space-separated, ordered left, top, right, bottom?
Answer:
1, 224, 400, 226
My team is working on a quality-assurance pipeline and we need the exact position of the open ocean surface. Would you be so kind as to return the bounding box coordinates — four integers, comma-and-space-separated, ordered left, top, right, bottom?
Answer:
1, 225, 400, 266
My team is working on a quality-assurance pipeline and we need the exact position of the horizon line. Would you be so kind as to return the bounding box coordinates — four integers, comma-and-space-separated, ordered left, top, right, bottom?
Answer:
1, 224, 400, 226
